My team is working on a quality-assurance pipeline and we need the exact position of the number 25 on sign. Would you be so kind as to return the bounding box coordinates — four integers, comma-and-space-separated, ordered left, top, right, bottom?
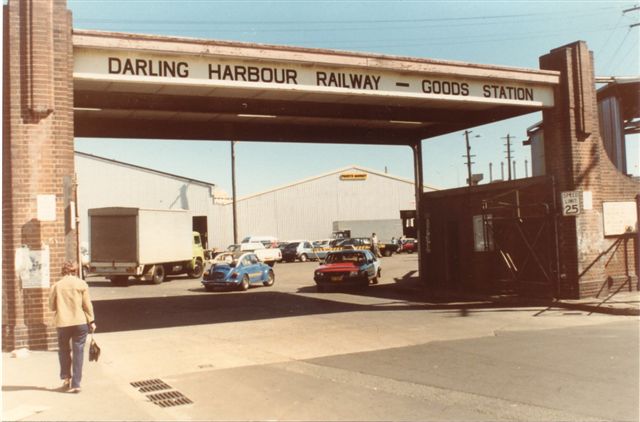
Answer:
561, 191, 581, 216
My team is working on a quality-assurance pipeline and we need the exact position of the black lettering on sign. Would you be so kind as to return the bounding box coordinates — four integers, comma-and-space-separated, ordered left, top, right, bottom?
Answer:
107, 57, 189, 78
421, 80, 469, 96
208, 64, 298, 84
316, 71, 380, 90
482, 84, 534, 101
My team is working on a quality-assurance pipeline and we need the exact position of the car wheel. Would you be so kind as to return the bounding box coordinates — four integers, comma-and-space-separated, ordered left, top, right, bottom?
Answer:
151, 265, 165, 284
299, 253, 308, 262
372, 268, 381, 284
263, 270, 275, 287
240, 275, 250, 291
383, 249, 392, 257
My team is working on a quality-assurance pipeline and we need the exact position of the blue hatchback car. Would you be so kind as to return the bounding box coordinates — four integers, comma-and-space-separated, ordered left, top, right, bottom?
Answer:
202, 252, 275, 291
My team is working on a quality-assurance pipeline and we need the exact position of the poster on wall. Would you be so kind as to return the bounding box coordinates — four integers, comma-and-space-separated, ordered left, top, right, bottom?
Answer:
21, 246, 51, 289
602, 202, 638, 236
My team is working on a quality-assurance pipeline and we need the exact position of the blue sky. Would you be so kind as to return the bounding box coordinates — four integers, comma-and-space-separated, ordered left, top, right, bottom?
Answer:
70, 0, 639, 196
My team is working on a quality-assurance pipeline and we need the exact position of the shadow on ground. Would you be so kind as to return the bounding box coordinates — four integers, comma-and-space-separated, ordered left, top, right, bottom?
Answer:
92, 273, 550, 334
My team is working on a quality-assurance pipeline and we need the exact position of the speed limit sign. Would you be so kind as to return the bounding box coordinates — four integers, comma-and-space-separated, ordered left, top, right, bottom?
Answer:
561, 191, 581, 216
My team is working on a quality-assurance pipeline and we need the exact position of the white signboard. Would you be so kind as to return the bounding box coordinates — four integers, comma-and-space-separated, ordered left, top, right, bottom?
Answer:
37, 194, 56, 221
74, 49, 555, 108
21, 246, 51, 289
561, 191, 581, 216
603, 201, 638, 236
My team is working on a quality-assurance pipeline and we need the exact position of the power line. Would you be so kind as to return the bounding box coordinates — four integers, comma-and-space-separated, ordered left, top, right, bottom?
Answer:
73, 8, 616, 27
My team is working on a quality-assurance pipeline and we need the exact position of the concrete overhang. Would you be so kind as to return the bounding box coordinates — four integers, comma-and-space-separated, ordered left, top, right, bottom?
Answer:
73, 30, 560, 144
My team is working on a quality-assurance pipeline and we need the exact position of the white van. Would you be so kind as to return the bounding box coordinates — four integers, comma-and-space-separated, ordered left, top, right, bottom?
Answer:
241, 235, 278, 248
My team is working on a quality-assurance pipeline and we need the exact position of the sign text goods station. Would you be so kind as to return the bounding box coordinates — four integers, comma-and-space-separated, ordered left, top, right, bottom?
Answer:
74, 50, 555, 108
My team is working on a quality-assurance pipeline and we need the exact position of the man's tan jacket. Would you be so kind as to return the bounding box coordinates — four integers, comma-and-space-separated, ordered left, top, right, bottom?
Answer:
49, 275, 95, 328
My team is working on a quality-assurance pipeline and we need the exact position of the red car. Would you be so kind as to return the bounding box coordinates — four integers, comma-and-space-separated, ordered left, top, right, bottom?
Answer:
313, 250, 380, 292
398, 238, 417, 254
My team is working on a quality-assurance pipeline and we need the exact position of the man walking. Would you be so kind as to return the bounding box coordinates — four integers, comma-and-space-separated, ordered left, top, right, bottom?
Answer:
49, 261, 96, 393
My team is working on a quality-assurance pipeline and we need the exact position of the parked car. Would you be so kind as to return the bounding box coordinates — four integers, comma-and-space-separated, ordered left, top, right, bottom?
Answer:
313, 249, 380, 292
227, 242, 282, 266
398, 238, 417, 254
282, 240, 317, 262
202, 252, 275, 291
241, 235, 278, 248
313, 239, 332, 248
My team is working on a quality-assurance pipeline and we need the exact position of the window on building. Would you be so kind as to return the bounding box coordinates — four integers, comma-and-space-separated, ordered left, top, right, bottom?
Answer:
473, 214, 494, 252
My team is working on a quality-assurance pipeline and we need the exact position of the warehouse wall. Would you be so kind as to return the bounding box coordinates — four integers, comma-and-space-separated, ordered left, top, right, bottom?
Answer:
209, 167, 425, 249
76, 153, 215, 250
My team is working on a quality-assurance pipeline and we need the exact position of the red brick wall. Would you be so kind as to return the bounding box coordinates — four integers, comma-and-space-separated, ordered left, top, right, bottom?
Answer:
2, 0, 75, 351
540, 42, 639, 299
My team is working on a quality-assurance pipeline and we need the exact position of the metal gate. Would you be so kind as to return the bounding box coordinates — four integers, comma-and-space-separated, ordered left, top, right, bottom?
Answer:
480, 177, 560, 297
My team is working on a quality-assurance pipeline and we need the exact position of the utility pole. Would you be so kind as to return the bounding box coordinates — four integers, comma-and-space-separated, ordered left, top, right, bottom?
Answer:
500, 161, 504, 180
489, 162, 493, 182
463, 130, 480, 186
513, 160, 517, 179
502, 134, 513, 180
525, 159, 529, 178
231, 141, 238, 244
464, 130, 474, 186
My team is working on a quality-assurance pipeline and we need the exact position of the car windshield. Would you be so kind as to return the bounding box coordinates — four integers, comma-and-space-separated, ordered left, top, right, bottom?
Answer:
326, 252, 365, 264
285, 242, 299, 250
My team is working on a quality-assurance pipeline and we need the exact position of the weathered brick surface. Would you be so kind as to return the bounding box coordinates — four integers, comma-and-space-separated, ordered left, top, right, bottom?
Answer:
2, 0, 75, 351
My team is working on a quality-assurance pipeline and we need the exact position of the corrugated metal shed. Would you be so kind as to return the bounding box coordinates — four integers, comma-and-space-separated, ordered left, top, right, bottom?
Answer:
75, 153, 435, 251
75, 152, 215, 248
210, 166, 436, 248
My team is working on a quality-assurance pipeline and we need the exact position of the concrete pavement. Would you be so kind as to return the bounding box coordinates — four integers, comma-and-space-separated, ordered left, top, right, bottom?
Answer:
3, 290, 638, 421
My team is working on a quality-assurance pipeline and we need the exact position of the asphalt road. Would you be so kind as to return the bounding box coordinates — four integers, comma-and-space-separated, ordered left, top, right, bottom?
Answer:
83, 254, 639, 421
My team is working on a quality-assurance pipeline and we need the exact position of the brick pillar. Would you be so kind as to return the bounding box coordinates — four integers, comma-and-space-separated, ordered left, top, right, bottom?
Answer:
540, 42, 639, 299
2, 0, 75, 351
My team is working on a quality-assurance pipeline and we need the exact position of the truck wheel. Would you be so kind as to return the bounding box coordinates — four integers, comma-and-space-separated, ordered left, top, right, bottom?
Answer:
267, 261, 276, 267
152, 265, 165, 284
383, 249, 392, 257
240, 275, 250, 291
299, 254, 308, 262
188, 258, 204, 278
263, 270, 275, 287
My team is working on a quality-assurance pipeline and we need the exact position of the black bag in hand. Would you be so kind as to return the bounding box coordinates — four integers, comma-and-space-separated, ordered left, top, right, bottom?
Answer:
89, 335, 101, 362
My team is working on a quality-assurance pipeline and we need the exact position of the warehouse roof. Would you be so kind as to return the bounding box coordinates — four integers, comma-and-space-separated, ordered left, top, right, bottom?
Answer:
75, 151, 216, 188
234, 165, 438, 203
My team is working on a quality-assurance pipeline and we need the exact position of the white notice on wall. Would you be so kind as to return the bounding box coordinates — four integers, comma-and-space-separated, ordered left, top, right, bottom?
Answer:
37, 195, 56, 221
22, 246, 50, 289
602, 202, 638, 236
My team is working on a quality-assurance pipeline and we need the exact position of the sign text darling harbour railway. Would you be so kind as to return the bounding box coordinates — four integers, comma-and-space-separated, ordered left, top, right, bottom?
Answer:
106, 57, 536, 101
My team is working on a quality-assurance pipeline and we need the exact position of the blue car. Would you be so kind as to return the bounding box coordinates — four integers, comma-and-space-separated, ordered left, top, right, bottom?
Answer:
202, 252, 275, 291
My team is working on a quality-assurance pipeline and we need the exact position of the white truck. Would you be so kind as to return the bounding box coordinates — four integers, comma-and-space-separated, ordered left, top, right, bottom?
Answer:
88, 207, 205, 285
228, 242, 281, 266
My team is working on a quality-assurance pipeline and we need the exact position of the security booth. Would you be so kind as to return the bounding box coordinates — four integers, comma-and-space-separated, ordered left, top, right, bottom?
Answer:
2, 0, 637, 352
421, 44, 639, 299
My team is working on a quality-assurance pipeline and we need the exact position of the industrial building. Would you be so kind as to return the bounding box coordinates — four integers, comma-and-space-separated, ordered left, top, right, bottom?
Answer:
75, 152, 434, 251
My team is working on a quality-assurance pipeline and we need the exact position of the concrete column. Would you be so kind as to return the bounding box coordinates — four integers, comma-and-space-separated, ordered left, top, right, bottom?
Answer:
2, 0, 75, 351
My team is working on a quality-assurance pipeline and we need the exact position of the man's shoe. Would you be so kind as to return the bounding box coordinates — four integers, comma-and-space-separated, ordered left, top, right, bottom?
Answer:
67, 387, 81, 393
60, 379, 71, 390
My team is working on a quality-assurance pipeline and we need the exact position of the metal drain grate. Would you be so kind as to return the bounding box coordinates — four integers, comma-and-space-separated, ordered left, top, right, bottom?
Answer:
130, 379, 172, 393
147, 390, 193, 408
130, 379, 193, 408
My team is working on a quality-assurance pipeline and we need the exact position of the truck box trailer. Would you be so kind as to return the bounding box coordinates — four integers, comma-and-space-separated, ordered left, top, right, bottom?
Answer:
88, 207, 204, 284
